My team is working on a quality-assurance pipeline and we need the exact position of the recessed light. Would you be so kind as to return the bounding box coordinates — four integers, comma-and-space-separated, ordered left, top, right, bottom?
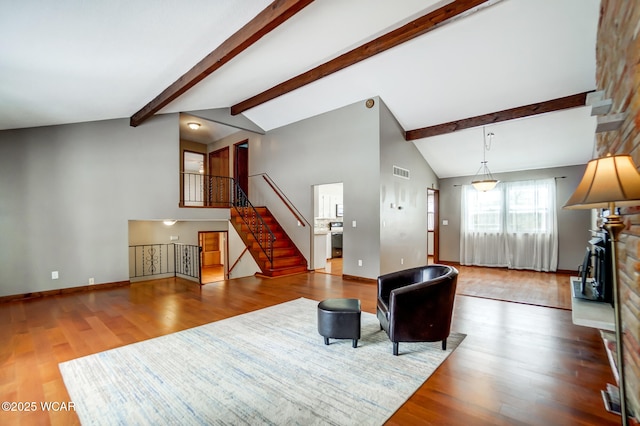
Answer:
187, 122, 201, 130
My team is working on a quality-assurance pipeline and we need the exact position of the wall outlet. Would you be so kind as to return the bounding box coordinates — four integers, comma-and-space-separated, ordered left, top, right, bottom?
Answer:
170, 235, 179, 241
89, 277, 95, 285
358, 259, 363, 266
51, 271, 59, 280
401, 258, 404, 265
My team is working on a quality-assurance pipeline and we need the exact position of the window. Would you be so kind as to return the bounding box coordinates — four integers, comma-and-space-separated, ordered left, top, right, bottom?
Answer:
460, 178, 558, 272
427, 191, 435, 231
505, 182, 551, 233
464, 180, 553, 234
463, 187, 503, 233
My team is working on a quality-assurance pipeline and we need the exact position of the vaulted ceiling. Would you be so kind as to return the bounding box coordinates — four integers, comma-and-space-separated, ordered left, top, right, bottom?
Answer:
0, 0, 600, 178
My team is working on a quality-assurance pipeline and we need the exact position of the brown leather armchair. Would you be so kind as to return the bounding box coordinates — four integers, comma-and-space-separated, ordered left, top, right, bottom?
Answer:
377, 264, 458, 355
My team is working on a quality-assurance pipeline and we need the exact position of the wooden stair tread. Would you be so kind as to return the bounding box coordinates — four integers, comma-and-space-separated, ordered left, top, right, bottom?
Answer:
230, 206, 308, 278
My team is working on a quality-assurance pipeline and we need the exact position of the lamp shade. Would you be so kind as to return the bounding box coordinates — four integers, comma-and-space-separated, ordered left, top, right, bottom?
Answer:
471, 179, 499, 192
564, 154, 640, 209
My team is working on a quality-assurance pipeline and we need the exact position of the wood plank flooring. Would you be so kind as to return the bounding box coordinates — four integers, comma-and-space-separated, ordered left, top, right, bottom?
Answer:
0, 268, 620, 425
453, 264, 572, 310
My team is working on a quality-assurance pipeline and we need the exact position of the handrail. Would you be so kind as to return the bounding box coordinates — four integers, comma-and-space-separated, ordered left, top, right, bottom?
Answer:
228, 246, 249, 275
261, 175, 306, 226
179, 172, 276, 266
250, 173, 311, 227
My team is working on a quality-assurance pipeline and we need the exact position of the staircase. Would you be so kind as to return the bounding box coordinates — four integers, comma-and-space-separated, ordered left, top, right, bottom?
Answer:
230, 206, 308, 277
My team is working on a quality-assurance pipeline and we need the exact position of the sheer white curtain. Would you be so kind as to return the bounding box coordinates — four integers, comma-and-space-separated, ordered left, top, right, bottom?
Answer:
460, 178, 558, 272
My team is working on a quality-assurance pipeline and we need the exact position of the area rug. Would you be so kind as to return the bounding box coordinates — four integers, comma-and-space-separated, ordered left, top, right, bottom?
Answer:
59, 298, 465, 425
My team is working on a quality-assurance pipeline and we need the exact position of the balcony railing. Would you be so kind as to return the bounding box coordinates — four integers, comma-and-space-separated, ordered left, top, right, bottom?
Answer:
129, 243, 201, 282
181, 173, 234, 207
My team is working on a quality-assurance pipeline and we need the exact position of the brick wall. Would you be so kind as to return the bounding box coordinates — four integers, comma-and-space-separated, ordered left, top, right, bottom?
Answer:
596, 0, 640, 417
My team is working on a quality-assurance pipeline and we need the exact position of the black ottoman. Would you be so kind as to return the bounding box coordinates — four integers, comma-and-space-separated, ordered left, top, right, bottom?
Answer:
317, 298, 361, 348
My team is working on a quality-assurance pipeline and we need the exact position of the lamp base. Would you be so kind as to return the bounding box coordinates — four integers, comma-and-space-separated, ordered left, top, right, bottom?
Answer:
603, 203, 628, 426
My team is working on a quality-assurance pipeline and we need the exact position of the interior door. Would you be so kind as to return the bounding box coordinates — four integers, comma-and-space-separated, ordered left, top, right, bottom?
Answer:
199, 231, 227, 284
209, 146, 230, 206
427, 188, 440, 264
234, 140, 249, 198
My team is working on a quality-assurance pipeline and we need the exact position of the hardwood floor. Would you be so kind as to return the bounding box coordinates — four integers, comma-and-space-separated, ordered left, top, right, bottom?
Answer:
453, 264, 572, 310
201, 265, 224, 284
315, 257, 343, 276
0, 268, 620, 425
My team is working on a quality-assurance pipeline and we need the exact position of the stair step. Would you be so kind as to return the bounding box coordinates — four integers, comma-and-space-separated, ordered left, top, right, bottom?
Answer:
267, 255, 306, 268
257, 247, 297, 259
258, 264, 308, 278
230, 205, 308, 278
248, 237, 290, 249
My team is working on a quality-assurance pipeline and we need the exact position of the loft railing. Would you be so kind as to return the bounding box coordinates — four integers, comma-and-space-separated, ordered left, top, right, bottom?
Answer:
129, 243, 201, 282
180, 172, 275, 266
181, 173, 233, 207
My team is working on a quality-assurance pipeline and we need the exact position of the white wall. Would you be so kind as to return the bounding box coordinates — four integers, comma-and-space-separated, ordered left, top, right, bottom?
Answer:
0, 115, 229, 297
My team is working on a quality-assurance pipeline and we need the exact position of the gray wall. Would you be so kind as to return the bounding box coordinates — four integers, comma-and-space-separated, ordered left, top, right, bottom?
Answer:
0, 100, 588, 298
0, 115, 229, 297
210, 99, 382, 279
438, 164, 592, 271
128, 220, 229, 246
379, 101, 439, 274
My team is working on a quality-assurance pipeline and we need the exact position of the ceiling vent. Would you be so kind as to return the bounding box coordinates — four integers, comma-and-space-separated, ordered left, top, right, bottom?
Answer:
393, 165, 410, 180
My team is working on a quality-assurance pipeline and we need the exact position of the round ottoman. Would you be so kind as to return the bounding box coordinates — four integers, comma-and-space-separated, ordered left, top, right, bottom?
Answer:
317, 298, 361, 348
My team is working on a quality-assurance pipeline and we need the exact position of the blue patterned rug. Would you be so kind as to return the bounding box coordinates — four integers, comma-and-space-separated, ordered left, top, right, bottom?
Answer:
59, 298, 465, 425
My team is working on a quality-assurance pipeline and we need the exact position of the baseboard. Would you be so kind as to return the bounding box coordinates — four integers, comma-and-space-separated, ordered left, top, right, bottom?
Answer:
443, 261, 576, 275
341, 274, 376, 284
0, 280, 131, 303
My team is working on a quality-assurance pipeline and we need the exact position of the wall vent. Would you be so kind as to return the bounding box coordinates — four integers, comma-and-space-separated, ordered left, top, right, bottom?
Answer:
393, 165, 410, 179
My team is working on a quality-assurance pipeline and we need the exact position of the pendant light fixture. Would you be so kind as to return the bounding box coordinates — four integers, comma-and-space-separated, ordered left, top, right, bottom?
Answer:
471, 127, 499, 191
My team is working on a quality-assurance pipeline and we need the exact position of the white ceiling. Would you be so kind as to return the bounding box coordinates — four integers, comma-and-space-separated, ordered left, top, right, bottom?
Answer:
0, 0, 600, 178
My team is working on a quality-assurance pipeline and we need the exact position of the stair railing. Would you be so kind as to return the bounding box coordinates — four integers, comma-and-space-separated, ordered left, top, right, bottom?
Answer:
180, 172, 276, 267
230, 179, 276, 267
248, 173, 312, 268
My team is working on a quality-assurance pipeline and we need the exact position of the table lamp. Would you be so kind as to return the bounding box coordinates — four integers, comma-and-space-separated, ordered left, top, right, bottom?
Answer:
564, 153, 640, 425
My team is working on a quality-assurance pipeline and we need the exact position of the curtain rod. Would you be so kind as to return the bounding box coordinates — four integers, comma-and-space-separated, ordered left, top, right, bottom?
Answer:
452, 176, 566, 187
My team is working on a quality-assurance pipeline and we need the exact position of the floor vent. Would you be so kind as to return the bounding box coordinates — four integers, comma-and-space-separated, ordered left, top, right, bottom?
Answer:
393, 165, 410, 179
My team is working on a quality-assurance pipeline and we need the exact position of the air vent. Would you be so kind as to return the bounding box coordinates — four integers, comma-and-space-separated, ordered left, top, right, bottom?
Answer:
393, 165, 410, 179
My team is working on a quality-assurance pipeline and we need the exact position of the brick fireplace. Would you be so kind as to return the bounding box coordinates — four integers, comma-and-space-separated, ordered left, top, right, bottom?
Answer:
596, 0, 640, 417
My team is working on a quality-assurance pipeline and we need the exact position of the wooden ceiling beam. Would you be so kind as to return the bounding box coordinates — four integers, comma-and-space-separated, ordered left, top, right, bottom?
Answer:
230, 0, 491, 116
129, 0, 315, 127
404, 91, 592, 141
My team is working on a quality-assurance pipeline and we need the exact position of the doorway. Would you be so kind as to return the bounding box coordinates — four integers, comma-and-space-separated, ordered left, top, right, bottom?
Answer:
234, 140, 249, 197
199, 231, 227, 284
312, 182, 344, 276
427, 188, 439, 264
209, 146, 230, 206
182, 150, 206, 206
